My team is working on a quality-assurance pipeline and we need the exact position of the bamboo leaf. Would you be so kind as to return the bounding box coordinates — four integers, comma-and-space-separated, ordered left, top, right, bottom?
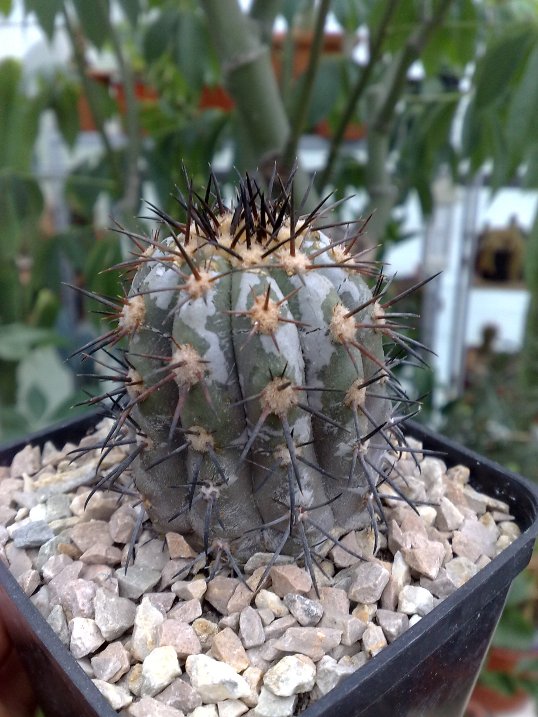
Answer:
523, 144, 538, 189
49, 76, 81, 148
175, 8, 212, 90
119, 0, 140, 27
144, 6, 211, 92
72, 0, 110, 49
0, 59, 42, 171
506, 43, 538, 162
422, 0, 479, 74
368, 0, 420, 54
291, 56, 343, 128
24, 0, 62, 40
331, 0, 365, 31
473, 25, 536, 110
0, 173, 44, 258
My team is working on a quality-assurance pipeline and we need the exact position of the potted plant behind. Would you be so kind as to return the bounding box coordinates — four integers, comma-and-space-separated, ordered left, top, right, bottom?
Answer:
466, 558, 538, 716
1, 174, 538, 717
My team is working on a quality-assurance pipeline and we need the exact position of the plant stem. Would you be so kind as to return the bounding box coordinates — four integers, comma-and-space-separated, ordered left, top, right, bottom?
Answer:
317, 0, 401, 192
201, 0, 288, 165
61, 4, 122, 188
282, 0, 330, 170
200, 0, 316, 206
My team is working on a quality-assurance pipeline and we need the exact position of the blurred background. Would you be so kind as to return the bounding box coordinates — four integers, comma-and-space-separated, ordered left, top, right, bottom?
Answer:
1, 1, 538, 711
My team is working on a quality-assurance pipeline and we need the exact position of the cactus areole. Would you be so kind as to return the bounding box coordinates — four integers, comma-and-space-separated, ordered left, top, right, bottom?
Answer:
77, 173, 429, 588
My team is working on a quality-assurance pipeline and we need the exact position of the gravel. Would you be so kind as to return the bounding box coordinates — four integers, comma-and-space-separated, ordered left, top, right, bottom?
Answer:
0, 417, 522, 716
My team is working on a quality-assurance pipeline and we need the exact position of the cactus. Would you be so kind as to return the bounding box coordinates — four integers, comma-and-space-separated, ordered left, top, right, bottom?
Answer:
75, 173, 428, 588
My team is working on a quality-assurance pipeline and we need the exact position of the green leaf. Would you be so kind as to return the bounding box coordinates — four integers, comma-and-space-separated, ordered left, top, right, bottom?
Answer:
474, 25, 536, 110
506, 43, 538, 163
119, 0, 140, 27
0, 324, 61, 361
48, 74, 81, 148
0, 0, 13, 14
143, 6, 212, 92
290, 56, 344, 128
331, 0, 366, 32
0, 59, 42, 171
30, 289, 60, 328
0, 172, 44, 264
422, 0, 479, 74
368, 0, 421, 55
16, 346, 75, 427
85, 235, 123, 297
479, 669, 518, 696
24, 0, 62, 40
523, 143, 538, 188
66, 155, 120, 220
72, 0, 110, 49
493, 609, 535, 650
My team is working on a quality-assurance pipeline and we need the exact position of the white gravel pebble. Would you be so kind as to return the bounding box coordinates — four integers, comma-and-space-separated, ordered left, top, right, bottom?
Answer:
263, 654, 316, 696
314, 655, 357, 696
141, 645, 181, 696
186, 654, 251, 703
92, 679, 133, 709
0, 422, 521, 717
69, 617, 105, 658
398, 585, 434, 616
253, 687, 297, 717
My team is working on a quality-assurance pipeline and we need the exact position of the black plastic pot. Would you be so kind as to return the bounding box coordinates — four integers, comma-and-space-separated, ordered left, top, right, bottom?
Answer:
1, 413, 537, 717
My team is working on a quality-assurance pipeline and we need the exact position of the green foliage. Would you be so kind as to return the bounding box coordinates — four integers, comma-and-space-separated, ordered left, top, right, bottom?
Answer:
478, 567, 538, 701
143, 3, 217, 92
72, 0, 110, 49
463, 21, 538, 188
397, 93, 459, 214
119, 0, 142, 28
494, 571, 537, 650
290, 55, 345, 129
1, 0, 538, 449
23, 0, 63, 41
427, 349, 538, 482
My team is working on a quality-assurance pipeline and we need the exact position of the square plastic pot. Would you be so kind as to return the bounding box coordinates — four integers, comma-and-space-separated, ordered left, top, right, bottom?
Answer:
1, 412, 537, 717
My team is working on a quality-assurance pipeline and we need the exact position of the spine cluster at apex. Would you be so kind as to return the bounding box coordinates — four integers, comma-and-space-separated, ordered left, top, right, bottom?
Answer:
72, 171, 432, 594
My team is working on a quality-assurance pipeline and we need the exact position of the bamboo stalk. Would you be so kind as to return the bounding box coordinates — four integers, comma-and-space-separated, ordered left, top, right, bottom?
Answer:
200, 0, 316, 207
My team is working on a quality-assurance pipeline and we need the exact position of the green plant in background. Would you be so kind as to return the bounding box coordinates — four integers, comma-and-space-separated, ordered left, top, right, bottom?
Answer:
0, 58, 69, 437
76, 173, 429, 580
477, 562, 538, 703
1, 0, 538, 452
0, 55, 123, 439
433, 353, 538, 483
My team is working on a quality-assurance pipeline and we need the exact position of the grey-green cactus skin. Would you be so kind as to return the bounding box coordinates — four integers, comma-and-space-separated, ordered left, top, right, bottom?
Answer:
80, 176, 421, 570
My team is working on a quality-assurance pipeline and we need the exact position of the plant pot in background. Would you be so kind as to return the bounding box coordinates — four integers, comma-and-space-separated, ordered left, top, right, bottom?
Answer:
1, 414, 537, 717
467, 646, 538, 715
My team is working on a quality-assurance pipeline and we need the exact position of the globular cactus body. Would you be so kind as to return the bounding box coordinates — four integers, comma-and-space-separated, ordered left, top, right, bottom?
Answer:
80, 175, 422, 576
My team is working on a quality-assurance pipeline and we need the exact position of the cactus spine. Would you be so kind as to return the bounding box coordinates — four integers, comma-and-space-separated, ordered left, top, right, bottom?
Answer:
77, 173, 426, 586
